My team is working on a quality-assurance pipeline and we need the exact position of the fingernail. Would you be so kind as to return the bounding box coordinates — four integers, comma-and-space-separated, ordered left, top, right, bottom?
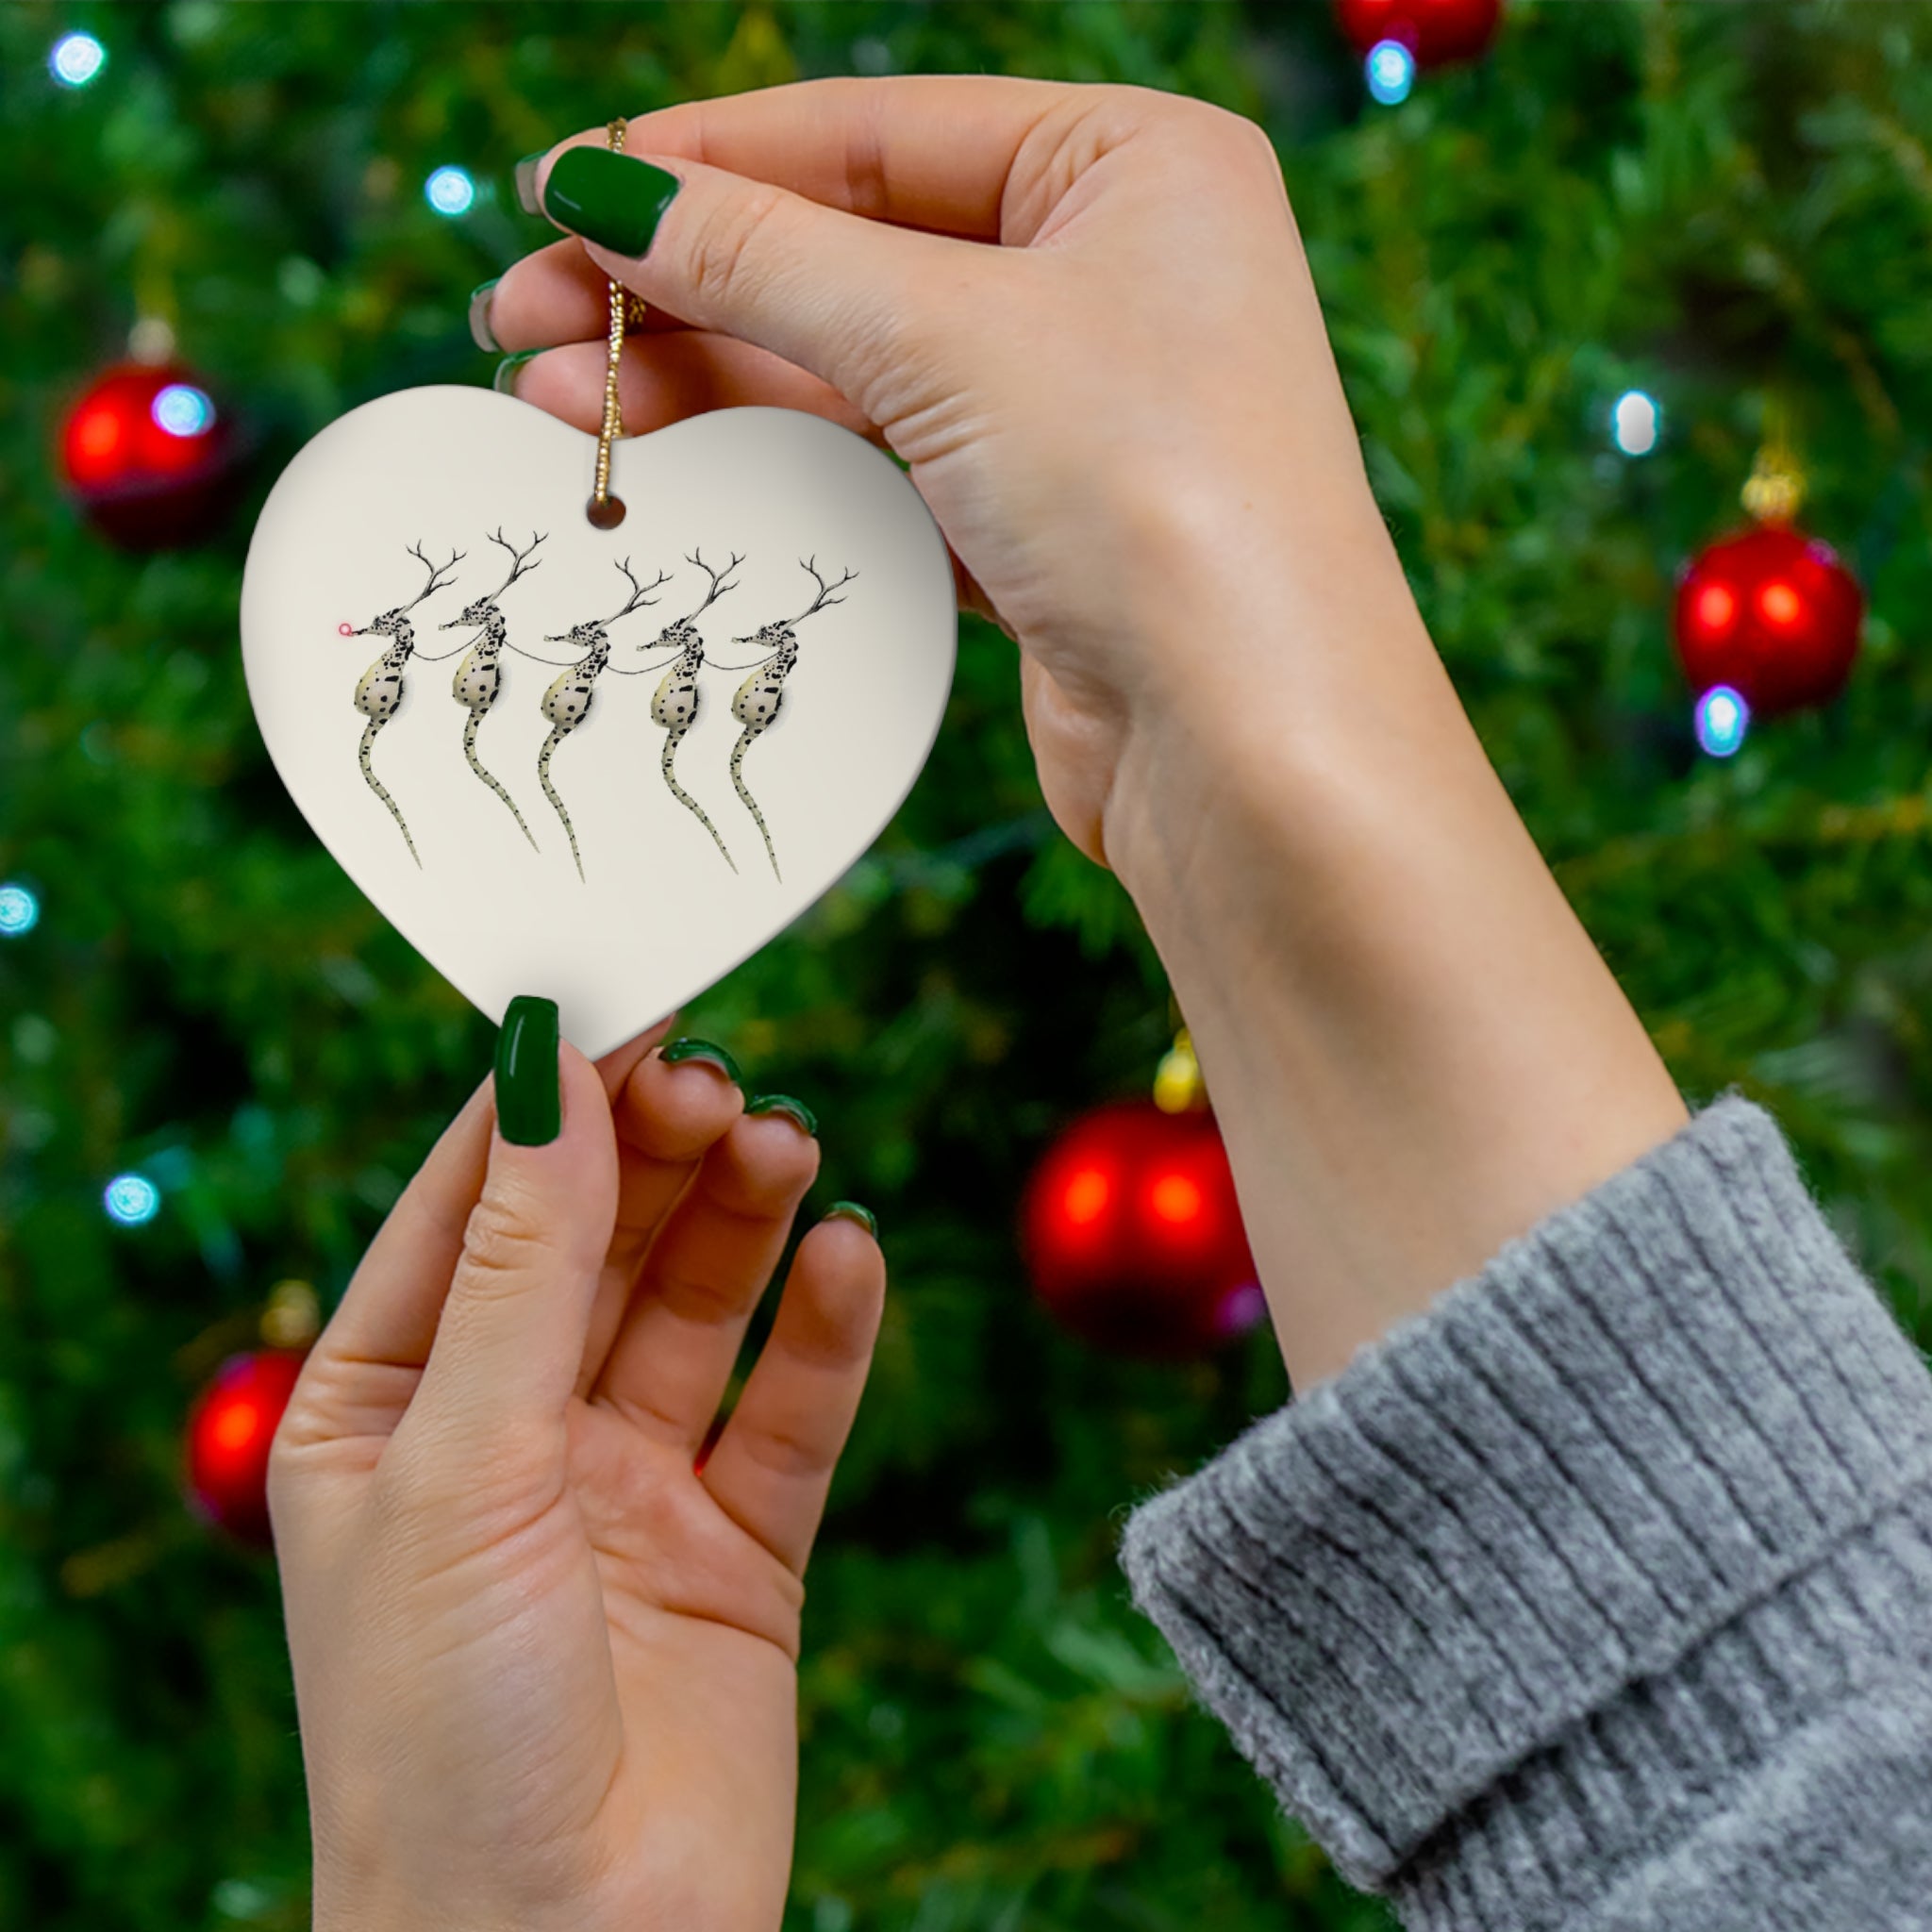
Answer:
495, 995, 560, 1146
492, 349, 541, 396
513, 151, 546, 216
746, 1093, 818, 1138
541, 146, 681, 257
659, 1037, 741, 1084
824, 1201, 877, 1239
468, 278, 502, 353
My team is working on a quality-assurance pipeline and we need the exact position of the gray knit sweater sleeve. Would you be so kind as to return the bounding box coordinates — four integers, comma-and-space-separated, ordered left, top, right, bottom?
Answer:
1119, 1097, 1932, 1930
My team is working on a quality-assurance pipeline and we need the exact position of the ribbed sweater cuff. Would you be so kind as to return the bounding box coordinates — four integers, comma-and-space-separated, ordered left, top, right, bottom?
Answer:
1119, 1097, 1932, 1906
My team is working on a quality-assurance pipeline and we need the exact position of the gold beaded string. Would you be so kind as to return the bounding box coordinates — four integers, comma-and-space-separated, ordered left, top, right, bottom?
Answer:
589, 117, 641, 527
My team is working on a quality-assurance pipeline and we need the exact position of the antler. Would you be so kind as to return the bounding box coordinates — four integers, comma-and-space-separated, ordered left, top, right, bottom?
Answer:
603, 558, 674, 624
485, 527, 547, 599
788, 556, 858, 625
402, 541, 466, 608
683, 548, 744, 617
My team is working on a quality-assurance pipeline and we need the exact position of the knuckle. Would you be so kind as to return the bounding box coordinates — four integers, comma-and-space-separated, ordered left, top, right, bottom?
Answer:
453, 1191, 551, 1296
1181, 98, 1281, 174
738, 1415, 826, 1484
683, 181, 793, 313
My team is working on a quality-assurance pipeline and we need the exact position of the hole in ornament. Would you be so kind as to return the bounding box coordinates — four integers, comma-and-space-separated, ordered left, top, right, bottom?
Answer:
586, 493, 626, 529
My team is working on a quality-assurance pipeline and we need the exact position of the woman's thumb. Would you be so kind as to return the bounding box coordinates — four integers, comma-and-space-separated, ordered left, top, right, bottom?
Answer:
526, 141, 959, 417
408, 997, 619, 1446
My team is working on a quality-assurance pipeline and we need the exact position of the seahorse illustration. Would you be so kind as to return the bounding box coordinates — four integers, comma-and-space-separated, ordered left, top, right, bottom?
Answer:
711, 558, 858, 882
632, 549, 744, 872
437, 528, 546, 851
341, 541, 466, 865
512, 558, 670, 881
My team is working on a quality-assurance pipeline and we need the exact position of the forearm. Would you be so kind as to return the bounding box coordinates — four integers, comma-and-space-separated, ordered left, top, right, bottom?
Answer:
1102, 488, 1687, 1388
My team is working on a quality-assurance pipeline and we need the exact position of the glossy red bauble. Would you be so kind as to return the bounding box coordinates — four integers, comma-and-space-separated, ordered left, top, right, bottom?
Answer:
1673, 524, 1863, 718
1335, 0, 1502, 65
184, 1349, 307, 1546
59, 362, 242, 549
1020, 1101, 1263, 1359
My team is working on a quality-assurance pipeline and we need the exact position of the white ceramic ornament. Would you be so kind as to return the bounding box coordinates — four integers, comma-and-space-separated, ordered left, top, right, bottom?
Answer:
241, 386, 957, 1057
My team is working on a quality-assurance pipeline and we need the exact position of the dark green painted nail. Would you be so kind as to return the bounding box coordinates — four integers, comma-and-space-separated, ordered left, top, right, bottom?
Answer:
660, 1037, 741, 1084
468, 278, 501, 353
541, 146, 681, 257
513, 151, 546, 216
492, 349, 541, 396
824, 1201, 877, 1238
746, 1093, 818, 1138
495, 995, 560, 1145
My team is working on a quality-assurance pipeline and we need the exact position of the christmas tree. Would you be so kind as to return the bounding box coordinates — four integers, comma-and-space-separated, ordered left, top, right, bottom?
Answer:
5, 5, 1931, 1928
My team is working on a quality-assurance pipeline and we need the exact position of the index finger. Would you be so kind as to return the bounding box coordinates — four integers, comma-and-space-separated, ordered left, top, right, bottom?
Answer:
546, 74, 1082, 242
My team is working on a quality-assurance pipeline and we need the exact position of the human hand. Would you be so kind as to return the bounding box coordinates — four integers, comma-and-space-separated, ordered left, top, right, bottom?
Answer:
482, 79, 1684, 1390
269, 1010, 884, 1932
481, 75, 1404, 876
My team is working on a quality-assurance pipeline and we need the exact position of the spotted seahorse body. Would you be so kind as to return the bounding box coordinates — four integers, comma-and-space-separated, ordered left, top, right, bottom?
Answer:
648, 619, 736, 871
538, 638, 608, 882
728, 628, 798, 882
353, 629, 421, 866
452, 610, 539, 851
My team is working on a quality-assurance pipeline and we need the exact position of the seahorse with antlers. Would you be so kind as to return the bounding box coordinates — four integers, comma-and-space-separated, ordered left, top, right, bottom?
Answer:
632, 549, 744, 872
438, 528, 546, 852
711, 558, 858, 882
514, 558, 671, 881
343, 541, 465, 866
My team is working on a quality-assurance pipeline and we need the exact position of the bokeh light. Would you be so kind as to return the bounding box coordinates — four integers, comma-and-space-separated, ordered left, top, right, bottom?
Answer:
1061, 1167, 1110, 1227
49, 32, 106, 88
1366, 40, 1416, 106
0, 882, 40, 936
1611, 389, 1660, 457
104, 1173, 161, 1226
1694, 685, 1750, 758
425, 165, 475, 216
1147, 1172, 1205, 1227
152, 384, 215, 438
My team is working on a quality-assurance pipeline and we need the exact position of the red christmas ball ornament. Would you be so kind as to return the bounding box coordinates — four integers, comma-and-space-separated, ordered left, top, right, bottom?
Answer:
1335, 0, 1502, 66
183, 1348, 306, 1546
1021, 1100, 1263, 1359
59, 361, 242, 549
1674, 524, 1863, 719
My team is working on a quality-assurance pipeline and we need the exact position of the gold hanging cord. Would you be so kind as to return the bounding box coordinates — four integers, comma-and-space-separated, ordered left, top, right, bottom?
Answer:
588, 118, 647, 527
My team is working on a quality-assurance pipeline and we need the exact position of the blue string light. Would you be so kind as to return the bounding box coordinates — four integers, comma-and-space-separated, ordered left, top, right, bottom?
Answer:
104, 1174, 161, 1226
425, 166, 476, 217
1611, 390, 1661, 457
1365, 40, 1416, 106
1694, 685, 1750, 758
50, 31, 106, 88
152, 383, 216, 438
0, 882, 39, 936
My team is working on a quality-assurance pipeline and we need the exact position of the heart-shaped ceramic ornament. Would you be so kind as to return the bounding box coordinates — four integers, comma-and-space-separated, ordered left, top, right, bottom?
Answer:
241, 386, 957, 1057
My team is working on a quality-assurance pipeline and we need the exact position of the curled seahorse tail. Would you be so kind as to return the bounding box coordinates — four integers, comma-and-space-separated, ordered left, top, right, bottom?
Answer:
538, 726, 584, 882
465, 711, 540, 852
359, 718, 421, 867
662, 729, 736, 872
729, 728, 780, 882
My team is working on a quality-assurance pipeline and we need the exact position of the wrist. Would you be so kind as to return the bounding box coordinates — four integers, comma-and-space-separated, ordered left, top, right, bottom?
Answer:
1091, 498, 1686, 1386
1097, 477, 1443, 908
